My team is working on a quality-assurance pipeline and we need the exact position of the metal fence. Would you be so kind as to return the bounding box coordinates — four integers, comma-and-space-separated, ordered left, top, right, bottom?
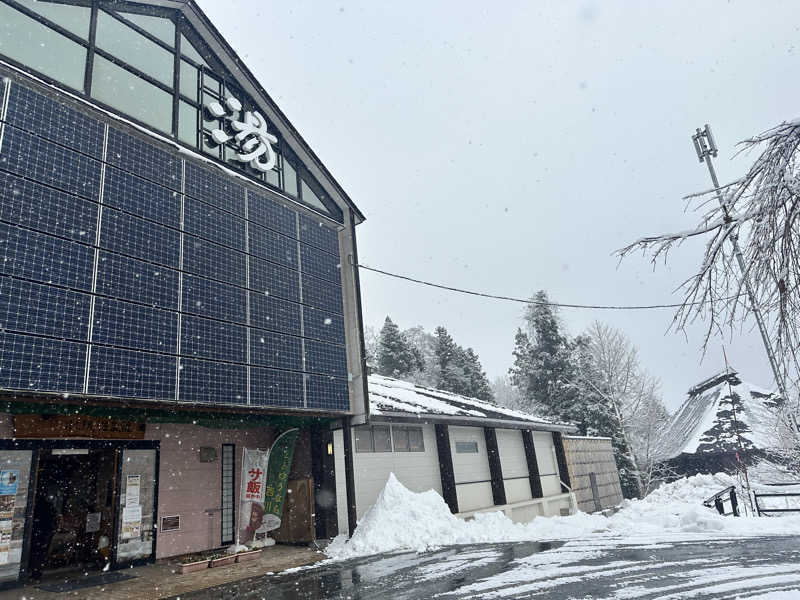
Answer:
753, 492, 800, 516
703, 486, 740, 517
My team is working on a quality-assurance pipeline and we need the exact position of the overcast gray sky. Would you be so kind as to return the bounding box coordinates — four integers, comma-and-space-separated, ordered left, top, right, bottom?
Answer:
199, 0, 799, 410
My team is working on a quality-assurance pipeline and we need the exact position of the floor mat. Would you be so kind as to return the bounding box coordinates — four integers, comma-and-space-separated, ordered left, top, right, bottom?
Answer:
37, 571, 135, 592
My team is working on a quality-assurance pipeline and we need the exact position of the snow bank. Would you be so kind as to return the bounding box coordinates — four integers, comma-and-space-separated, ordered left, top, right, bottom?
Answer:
326, 473, 800, 561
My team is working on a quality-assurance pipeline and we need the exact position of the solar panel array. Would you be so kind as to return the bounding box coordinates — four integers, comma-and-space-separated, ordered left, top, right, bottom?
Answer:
0, 80, 350, 411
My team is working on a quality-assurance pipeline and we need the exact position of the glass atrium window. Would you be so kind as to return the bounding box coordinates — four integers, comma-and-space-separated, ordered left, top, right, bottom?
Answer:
119, 11, 175, 47
0, 2, 86, 90
95, 10, 173, 87
91, 55, 172, 133
181, 33, 207, 66
301, 179, 328, 213
180, 59, 198, 100
17, 0, 91, 38
283, 157, 298, 197
178, 100, 197, 145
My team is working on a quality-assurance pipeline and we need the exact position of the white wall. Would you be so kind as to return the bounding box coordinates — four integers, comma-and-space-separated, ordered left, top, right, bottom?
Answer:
333, 429, 348, 536
495, 428, 532, 504
352, 424, 441, 520
449, 426, 494, 512
532, 431, 562, 497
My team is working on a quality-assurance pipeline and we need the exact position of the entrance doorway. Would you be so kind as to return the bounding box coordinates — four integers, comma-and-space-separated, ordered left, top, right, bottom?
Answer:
29, 448, 117, 578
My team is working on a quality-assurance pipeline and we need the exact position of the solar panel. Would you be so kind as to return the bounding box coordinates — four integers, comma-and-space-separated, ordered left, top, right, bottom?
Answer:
249, 255, 300, 303
96, 251, 179, 309
183, 196, 245, 250
103, 166, 181, 228
184, 161, 245, 216
248, 222, 297, 270
300, 243, 341, 283
0, 222, 94, 291
183, 235, 246, 287
250, 367, 304, 408
100, 207, 181, 267
88, 345, 176, 400
0, 276, 90, 341
0, 124, 102, 200
6, 83, 104, 159
305, 373, 349, 411
107, 127, 181, 191
301, 272, 343, 315
179, 358, 246, 405
249, 291, 300, 336
0, 332, 86, 393
180, 314, 246, 363
182, 274, 246, 324
302, 305, 345, 345
249, 327, 302, 371
0, 171, 98, 243
92, 297, 177, 353
298, 214, 340, 256
304, 339, 348, 378
248, 190, 296, 238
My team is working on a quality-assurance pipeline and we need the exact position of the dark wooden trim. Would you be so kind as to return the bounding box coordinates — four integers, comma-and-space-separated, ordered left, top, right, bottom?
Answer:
552, 431, 571, 492
341, 420, 357, 536
483, 427, 506, 506
434, 424, 458, 514
521, 429, 543, 499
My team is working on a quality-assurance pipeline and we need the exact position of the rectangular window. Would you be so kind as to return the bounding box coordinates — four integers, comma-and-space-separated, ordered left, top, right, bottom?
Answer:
119, 11, 175, 47
283, 157, 298, 197
17, 0, 92, 38
354, 425, 372, 453
91, 55, 173, 133
178, 100, 197, 145
180, 59, 198, 100
95, 10, 174, 87
221, 443, 235, 545
373, 425, 392, 452
392, 426, 425, 452
0, 2, 87, 91
455, 441, 479, 454
160, 515, 181, 532
354, 425, 392, 452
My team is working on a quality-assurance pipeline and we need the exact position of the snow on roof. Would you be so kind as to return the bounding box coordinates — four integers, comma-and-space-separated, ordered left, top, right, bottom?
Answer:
368, 375, 568, 429
659, 369, 783, 460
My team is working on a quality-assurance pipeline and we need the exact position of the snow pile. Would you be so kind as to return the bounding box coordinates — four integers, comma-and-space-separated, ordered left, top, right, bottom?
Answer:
326, 473, 800, 561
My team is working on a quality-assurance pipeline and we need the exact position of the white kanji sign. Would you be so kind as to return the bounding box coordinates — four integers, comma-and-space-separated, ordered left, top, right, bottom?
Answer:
206, 96, 278, 173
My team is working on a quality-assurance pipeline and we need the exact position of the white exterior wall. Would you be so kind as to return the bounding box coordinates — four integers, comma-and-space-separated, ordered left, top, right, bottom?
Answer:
495, 428, 532, 504
533, 431, 562, 496
333, 429, 348, 536
351, 424, 441, 521
449, 426, 494, 512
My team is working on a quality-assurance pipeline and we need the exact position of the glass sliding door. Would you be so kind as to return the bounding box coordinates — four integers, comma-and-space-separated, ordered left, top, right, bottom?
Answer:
115, 448, 157, 565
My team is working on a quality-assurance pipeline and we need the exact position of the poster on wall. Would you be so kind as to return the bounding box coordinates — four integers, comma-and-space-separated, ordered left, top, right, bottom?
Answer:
121, 505, 142, 539
0, 471, 19, 496
0, 517, 11, 565
125, 475, 141, 506
237, 429, 299, 546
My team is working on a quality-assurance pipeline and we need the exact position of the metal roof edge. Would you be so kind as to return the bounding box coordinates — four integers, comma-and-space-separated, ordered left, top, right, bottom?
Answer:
369, 411, 577, 433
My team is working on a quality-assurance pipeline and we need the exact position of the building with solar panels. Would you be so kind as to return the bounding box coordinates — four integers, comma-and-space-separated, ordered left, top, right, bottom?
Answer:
0, 0, 368, 584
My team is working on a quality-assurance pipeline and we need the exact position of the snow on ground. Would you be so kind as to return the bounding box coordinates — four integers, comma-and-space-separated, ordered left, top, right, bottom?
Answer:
326, 472, 800, 561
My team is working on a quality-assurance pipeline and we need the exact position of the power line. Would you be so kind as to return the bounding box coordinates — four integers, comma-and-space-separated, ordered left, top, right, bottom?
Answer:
355, 261, 739, 311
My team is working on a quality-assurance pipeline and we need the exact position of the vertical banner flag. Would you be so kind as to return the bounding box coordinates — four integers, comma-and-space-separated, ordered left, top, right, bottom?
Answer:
238, 447, 269, 545
262, 428, 299, 532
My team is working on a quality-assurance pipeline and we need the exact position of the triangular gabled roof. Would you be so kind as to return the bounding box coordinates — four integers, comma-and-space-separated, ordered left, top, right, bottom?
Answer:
136, 0, 364, 224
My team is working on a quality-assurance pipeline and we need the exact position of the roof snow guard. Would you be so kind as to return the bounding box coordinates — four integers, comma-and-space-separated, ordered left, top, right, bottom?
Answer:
367, 375, 576, 433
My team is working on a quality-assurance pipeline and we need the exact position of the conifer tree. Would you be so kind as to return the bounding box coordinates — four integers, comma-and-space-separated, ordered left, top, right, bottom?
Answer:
376, 316, 422, 378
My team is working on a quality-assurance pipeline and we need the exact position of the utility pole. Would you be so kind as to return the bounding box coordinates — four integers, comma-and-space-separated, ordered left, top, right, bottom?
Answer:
692, 125, 798, 435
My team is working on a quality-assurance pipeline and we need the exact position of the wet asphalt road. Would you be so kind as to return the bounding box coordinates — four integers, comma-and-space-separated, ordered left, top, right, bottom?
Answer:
169, 536, 800, 599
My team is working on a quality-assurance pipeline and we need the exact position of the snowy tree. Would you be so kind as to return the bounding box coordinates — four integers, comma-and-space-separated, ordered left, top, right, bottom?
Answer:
430, 327, 493, 400
492, 375, 523, 409
376, 317, 423, 378
403, 325, 438, 387
508, 291, 581, 423
576, 322, 672, 497
618, 121, 800, 442
463, 347, 494, 401
363, 324, 379, 368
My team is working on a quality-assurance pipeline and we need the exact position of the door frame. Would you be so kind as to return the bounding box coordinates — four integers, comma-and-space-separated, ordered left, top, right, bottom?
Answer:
0, 439, 159, 585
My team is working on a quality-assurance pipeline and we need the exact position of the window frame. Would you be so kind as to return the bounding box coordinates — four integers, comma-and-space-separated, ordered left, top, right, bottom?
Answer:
391, 426, 425, 453
0, 0, 343, 222
455, 440, 479, 454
